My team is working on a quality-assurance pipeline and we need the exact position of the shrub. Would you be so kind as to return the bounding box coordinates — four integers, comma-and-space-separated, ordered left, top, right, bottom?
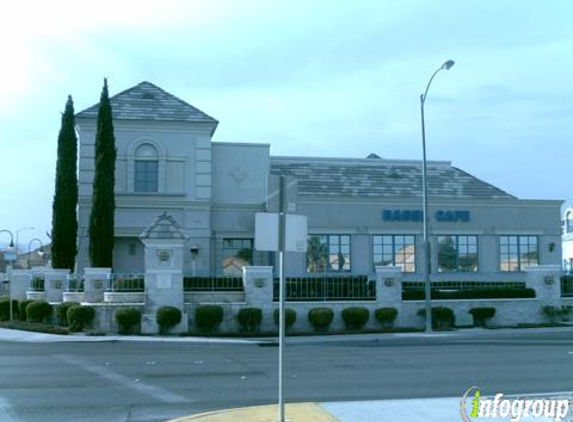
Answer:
67, 305, 95, 332
57, 302, 80, 326
157, 306, 182, 334
308, 307, 334, 332
0, 320, 68, 335
403, 287, 535, 301
417, 307, 455, 329
469, 307, 496, 327
341, 307, 370, 331
542, 305, 572, 323
18, 300, 36, 321
375, 307, 399, 328
195, 305, 224, 333
273, 308, 297, 330
0, 298, 19, 321
26, 301, 52, 323
115, 308, 142, 335
237, 307, 263, 332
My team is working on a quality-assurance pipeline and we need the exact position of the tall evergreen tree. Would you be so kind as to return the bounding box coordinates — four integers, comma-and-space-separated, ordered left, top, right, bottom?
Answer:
89, 79, 116, 267
51, 96, 78, 271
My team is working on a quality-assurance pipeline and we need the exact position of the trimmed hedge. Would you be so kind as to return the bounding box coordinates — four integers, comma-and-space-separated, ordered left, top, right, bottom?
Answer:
375, 307, 399, 328
57, 302, 80, 326
67, 305, 95, 332
195, 305, 224, 333
157, 306, 182, 334
115, 308, 142, 335
308, 307, 334, 332
0, 320, 68, 335
417, 307, 455, 329
237, 307, 263, 332
403, 287, 535, 301
0, 298, 19, 321
341, 307, 369, 330
469, 307, 496, 327
26, 301, 52, 323
18, 300, 35, 321
273, 308, 297, 330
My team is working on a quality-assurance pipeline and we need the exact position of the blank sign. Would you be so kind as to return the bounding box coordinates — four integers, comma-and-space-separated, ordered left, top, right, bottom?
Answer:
255, 212, 307, 253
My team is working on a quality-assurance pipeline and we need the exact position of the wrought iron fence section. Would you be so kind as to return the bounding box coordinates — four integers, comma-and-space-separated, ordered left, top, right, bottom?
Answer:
29, 273, 45, 292
561, 276, 573, 298
66, 275, 84, 292
107, 273, 145, 292
183, 276, 243, 292
273, 275, 375, 302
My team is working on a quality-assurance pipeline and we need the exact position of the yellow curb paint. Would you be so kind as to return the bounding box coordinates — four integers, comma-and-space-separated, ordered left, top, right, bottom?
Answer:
166, 402, 341, 422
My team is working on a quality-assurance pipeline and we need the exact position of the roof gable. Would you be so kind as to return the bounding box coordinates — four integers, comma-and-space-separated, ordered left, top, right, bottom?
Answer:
76, 81, 218, 125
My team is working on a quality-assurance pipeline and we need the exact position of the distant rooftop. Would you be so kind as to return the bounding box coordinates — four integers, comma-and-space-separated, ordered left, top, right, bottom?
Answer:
76, 81, 218, 126
270, 156, 516, 200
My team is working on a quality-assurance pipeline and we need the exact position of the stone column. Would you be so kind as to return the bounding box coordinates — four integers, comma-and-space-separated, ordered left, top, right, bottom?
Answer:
84, 267, 111, 303
525, 265, 562, 307
139, 212, 188, 334
43, 269, 69, 303
10, 270, 32, 301
243, 266, 274, 332
375, 266, 402, 306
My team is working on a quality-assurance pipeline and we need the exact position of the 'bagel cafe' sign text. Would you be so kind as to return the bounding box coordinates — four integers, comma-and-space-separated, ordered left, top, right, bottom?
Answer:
382, 209, 471, 223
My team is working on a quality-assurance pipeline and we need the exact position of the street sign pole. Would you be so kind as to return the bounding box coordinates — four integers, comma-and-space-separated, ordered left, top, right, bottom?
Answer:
278, 175, 286, 422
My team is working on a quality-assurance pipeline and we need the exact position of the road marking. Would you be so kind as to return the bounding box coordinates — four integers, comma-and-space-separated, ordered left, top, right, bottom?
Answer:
54, 354, 189, 404
0, 397, 20, 422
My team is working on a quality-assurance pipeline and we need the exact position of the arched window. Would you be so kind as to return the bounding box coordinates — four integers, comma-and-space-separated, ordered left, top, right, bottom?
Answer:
567, 210, 573, 234
134, 143, 158, 192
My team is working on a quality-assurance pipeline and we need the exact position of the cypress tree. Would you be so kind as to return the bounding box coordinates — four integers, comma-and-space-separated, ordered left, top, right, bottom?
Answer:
89, 79, 116, 267
51, 96, 78, 271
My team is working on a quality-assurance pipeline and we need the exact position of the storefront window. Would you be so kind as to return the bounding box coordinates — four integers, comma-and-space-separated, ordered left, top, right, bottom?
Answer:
373, 235, 416, 272
438, 235, 478, 272
499, 235, 538, 271
221, 238, 252, 275
307, 235, 351, 272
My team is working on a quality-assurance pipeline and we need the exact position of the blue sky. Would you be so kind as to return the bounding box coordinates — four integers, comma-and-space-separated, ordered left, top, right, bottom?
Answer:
1, 0, 572, 249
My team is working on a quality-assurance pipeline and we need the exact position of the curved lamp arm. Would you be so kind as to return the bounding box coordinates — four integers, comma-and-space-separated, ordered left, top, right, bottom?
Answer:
421, 60, 455, 104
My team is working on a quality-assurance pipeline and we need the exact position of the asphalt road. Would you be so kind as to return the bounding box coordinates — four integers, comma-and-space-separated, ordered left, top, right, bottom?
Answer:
1, 331, 573, 422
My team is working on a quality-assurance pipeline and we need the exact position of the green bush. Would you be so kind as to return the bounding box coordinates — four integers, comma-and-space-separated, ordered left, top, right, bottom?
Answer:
469, 307, 496, 327
273, 308, 297, 330
157, 306, 182, 334
26, 301, 52, 323
195, 305, 224, 333
115, 308, 142, 335
417, 307, 455, 329
0, 298, 19, 321
403, 287, 535, 301
67, 305, 95, 332
341, 307, 369, 330
375, 307, 399, 328
56, 302, 80, 326
0, 320, 68, 335
237, 307, 263, 332
542, 305, 573, 323
18, 300, 35, 321
308, 307, 334, 332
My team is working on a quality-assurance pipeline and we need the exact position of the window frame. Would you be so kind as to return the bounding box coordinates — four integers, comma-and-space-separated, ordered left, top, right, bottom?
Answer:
372, 234, 416, 273
221, 238, 253, 275
134, 159, 159, 193
499, 235, 538, 272
307, 234, 352, 273
437, 235, 479, 273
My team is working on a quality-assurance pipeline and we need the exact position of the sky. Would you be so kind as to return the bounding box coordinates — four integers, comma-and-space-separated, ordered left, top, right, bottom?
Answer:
1, 0, 572, 250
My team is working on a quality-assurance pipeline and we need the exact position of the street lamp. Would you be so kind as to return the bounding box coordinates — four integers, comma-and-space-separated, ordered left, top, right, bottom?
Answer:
420, 59, 455, 332
15, 227, 35, 257
0, 229, 16, 321
27, 238, 44, 269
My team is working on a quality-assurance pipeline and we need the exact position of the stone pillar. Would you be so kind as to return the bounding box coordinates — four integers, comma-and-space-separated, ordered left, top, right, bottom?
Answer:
84, 267, 111, 303
525, 265, 562, 306
10, 270, 32, 301
139, 213, 188, 334
375, 266, 402, 306
43, 269, 69, 303
243, 266, 274, 306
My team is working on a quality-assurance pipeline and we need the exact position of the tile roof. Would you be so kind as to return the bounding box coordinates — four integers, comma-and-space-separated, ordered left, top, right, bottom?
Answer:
270, 156, 516, 200
76, 81, 218, 124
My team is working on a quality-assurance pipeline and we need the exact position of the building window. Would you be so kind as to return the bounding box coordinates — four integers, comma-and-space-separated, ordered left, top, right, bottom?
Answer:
566, 211, 573, 234
134, 143, 158, 192
373, 235, 415, 272
128, 243, 136, 256
307, 235, 351, 273
222, 238, 253, 276
499, 235, 538, 271
437, 235, 478, 272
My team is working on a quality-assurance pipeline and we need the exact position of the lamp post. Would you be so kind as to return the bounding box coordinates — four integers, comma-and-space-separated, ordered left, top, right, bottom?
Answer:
420, 59, 455, 333
0, 230, 16, 321
27, 238, 44, 269
15, 227, 35, 258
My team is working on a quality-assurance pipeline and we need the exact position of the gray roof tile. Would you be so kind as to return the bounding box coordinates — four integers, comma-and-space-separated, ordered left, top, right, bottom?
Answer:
270, 156, 516, 200
77, 81, 218, 124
